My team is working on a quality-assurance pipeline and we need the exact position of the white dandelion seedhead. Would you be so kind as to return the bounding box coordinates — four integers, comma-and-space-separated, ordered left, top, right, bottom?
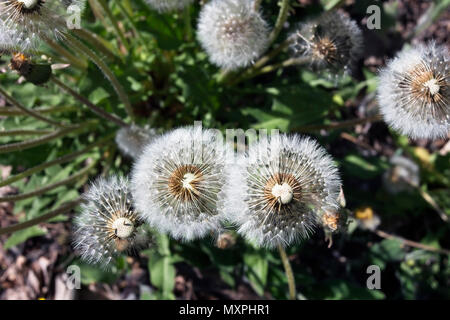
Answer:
72, 175, 152, 268
115, 125, 157, 159
378, 42, 450, 140
197, 0, 269, 70
290, 11, 363, 75
0, 20, 17, 54
0, 0, 86, 52
225, 134, 342, 249
145, 0, 194, 12
131, 126, 229, 241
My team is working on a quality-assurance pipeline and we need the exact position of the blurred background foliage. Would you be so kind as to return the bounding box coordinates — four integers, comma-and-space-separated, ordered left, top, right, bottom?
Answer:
0, 0, 449, 300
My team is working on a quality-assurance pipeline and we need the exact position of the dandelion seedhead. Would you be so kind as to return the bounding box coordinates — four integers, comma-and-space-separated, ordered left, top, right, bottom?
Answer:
226, 135, 342, 249
144, 0, 194, 12
378, 42, 449, 140
131, 126, 228, 241
115, 125, 157, 159
382, 155, 420, 194
73, 176, 151, 268
197, 0, 269, 70
0, 0, 86, 52
290, 11, 363, 76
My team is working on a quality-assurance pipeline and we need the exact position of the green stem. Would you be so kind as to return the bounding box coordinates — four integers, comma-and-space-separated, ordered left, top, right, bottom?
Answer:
51, 76, 128, 128
278, 244, 296, 300
0, 121, 97, 154
269, 0, 290, 46
73, 28, 119, 62
183, 5, 192, 41
294, 114, 383, 133
0, 106, 78, 116
0, 134, 114, 188
0, 161, 97, 203
0, 129, 53, 137
44, 38, 88, 69
254, 0, 263, 11
65, 33, 135, 122
98, 0, 130, 53
0, 199, 82, 236
0, 86, 68, 128
114, 0, 150, 52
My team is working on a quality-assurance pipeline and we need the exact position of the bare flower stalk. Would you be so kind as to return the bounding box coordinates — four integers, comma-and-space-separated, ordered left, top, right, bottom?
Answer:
278, 244, 297, 300
45, 38, 88, 70
73, 28, 120, 62
65, 33, 136, 122
0, 199, 82, 236
269, 0, 290, 46
51, 76, 129, 128
0, 160, 97, 203
0, 106, 78, 117
0, 130, 53, 137
0, 86, 68, 128
0, 121, 98, 154
98, 0, 130, 53
0, 135, 114, 188
294, 115, 383, 133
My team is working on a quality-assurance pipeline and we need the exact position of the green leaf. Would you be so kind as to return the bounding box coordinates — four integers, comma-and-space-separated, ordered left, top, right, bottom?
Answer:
4, 226, 46, 249
243, 249, 268, 297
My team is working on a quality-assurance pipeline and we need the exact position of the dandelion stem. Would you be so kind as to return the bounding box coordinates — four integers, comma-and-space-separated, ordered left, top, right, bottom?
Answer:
73, 28, 119, 62
417, 187, 449, 223
373, 229, 450, 255
0, 86, 68, 128
253, 0, 263, 11
0, 134, 114, 188
0, 161, 97, 203
184, 5, 193, 41
0, 121, 97, 154
44, 38, 88, 69
51, 76, 128, 128
278, 244, 296, 300
0, 199, 82, 236
269, 0, 290, 46
0, 129, 53, 137
294, 114, 383, 132
98, 0, 130, 53
0, 106, 77, 116
65, 33, 135, 122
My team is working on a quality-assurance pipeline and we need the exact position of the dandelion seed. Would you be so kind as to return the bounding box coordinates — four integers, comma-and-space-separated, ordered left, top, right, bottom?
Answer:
0, 0, 86, 52
378, 42, 449, 139
72, 175, 152, 268
131, 126, 228, 241
115, 125, 157, 159
289, 11, 363, 76
144, 0, 194, 12
225, 134, 342, 249
197, 0, 269, 70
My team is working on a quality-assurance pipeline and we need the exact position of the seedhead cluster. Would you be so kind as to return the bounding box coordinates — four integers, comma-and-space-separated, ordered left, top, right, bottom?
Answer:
197, 0, 269, 70
73, 176, 151, 268
290, 11, 363, 75
378, 43, 449, 139
225, 135, 342, 248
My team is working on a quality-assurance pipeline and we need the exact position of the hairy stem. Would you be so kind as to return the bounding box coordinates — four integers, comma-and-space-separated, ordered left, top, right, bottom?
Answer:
0, 106, 77, 116
0, 121, 97, 154
269, 0, 290, 46
295, 114, 383, 132
51, 76, 128, 128
0, 130, 53, 137
0, 161, 97, 203
65, 33, 135, 122
0, 86, 68, 128
373, 229, 450, 255
0, 134, 114, 188
73, 28, 119, 62
278, 244, 296, 300
0, 199, 82, 236
98, 0, 130, 53
45, 38, 88, 69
